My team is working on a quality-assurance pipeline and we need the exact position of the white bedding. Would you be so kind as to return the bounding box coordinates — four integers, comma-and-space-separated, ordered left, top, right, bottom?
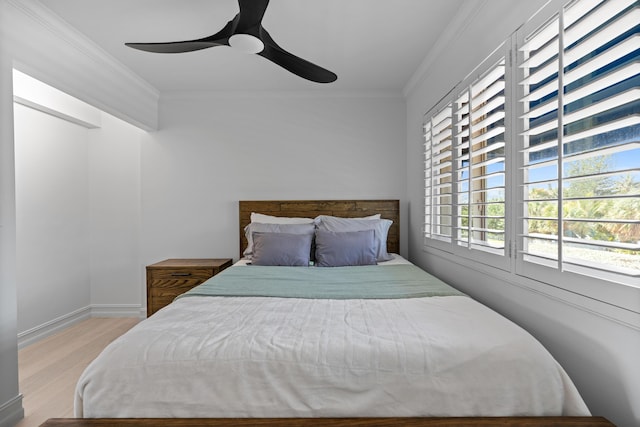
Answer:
75, 256, 589, 418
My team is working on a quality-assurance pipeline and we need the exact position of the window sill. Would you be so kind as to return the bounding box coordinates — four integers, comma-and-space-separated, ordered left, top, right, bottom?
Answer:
421, 244, 640, 331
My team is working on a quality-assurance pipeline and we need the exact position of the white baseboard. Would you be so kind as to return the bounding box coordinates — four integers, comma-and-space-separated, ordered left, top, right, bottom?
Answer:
17, 306, 91, 349
90, 304, 142, 318
0, 394, 24, 427
17, 304, 143, 349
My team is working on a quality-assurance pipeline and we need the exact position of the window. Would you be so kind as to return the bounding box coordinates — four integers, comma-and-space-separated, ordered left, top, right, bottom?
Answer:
424, 102, 453, 244
423, 0, 639, 308
424, 45, 511, 270
454, 58, 507, 257
518, 0, 639, 287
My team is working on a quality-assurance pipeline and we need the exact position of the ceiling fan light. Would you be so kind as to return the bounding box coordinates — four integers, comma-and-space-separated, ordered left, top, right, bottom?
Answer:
229, 34, 264, 54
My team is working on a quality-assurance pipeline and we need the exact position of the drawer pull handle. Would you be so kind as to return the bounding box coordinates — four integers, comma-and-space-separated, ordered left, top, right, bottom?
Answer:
171, 272, 192, 277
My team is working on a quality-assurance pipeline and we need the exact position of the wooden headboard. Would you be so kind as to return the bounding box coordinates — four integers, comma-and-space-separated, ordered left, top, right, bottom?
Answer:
239, 200, 399, 258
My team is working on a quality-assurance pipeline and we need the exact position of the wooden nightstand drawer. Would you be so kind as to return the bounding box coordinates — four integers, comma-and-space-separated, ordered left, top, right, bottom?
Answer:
146, 258, 232, 317
149, 280, 203, 296
148, 268, 216, 281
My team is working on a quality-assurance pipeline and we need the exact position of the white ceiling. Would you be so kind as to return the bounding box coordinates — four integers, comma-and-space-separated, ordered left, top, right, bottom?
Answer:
38, 0, 467, 93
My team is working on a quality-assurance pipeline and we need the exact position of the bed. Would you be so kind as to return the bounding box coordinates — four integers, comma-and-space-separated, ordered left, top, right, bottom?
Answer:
74, 200, 591, 420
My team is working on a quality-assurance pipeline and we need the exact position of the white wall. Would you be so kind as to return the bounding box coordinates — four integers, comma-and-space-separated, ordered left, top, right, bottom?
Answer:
13, 94, 144, 343
140, 92, 407, 267
14, 99, 144, 341
405, 1, 640, 426
14, 103, 92, 334
88, 113, 142, 315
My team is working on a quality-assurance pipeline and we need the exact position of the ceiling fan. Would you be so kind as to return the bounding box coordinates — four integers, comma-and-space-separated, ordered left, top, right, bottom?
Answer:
125, 0, 337, 84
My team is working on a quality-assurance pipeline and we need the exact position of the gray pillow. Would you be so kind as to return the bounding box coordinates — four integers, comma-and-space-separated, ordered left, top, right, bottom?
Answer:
243, 223, 315, 258
313, 214, 380, 223
251, 232, 313, 266
315, 217, 393, 262
315, 229, 377, 267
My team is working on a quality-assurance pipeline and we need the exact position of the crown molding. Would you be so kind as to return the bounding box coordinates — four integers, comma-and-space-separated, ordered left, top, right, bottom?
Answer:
5, 0, 159, 130
8, 0, 158, 97
161, 89, 404, 101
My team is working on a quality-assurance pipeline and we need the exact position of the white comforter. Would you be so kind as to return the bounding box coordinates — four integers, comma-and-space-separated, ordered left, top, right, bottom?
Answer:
75, 276, 589, 417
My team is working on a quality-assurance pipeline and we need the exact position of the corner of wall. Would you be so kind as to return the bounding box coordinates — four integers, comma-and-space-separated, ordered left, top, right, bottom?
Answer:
0, 2, 22, 421
0, 394, 23, 427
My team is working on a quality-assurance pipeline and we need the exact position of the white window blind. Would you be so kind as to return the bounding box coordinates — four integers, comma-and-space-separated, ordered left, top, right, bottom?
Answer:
424, 103, 453, 243
424, 46, 510, 268
454, 59, 507, 255
519, 0, 639, 281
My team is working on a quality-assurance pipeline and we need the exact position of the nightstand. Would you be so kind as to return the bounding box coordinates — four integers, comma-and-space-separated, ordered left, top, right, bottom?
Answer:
146, 258, 233, 317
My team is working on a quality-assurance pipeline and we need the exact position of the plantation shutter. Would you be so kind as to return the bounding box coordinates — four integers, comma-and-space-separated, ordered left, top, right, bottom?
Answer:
454, 59, 507, 256
519, 0, 640, 279
424, 43, 511, 269
424, 103, 453, 244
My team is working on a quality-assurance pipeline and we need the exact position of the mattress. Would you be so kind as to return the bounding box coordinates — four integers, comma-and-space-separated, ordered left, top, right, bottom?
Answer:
75, 256, 589, 418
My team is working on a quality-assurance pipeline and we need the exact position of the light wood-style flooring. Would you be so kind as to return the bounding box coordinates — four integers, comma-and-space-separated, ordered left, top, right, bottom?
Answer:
15, 317, 139, 427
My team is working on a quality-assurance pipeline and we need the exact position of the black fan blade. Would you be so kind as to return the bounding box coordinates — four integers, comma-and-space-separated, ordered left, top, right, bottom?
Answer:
125, 41, 220, 54
258, 28, 337, 83
125, 1, 338, 84
126, 20, 234, 53
236, 0, 270, 32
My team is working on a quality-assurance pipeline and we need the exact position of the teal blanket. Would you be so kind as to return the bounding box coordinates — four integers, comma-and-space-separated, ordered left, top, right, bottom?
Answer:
177, 264, 465, 300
